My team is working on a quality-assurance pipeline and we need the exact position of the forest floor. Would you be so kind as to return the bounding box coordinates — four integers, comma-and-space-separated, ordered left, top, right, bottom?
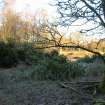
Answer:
0, 65, 105, 105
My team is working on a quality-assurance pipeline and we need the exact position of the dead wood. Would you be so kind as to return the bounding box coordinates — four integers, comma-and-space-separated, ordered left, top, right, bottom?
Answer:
58, 82, 94, 100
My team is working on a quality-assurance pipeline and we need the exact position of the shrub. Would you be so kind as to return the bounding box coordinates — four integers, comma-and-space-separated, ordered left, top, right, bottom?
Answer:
77, 55, 103, 63
30, 54, 85, 81
0, 41, 18, 68
85, 63, 105, 77
17, 49, 26, 61
0, 40, 85, 80
68, 62, 85, 78
50, 50, 59, 56
99, 74, 105, 94
6, 37, 16, 48
16, 42, 43, 63
30, 64, 48, 80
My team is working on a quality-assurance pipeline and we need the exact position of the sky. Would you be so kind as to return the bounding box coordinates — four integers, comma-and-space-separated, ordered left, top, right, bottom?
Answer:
13, 0, 57, 18
0, 0, 57, 20
14, 0, 49, 12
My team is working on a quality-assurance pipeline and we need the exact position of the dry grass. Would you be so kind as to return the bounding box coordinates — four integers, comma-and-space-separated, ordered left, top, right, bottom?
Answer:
60, 50, 93, 61
85, 61, 105, 77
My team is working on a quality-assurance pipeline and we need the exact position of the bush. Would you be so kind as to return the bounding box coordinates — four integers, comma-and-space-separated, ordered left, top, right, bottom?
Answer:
0, 40, 44, 68
6, 37, 16, 48
16, 42, 41, 63
30, 64, 48, 80
85, 63, 105, 77
99, 74, 105, 94
77, 55, 103, 63
50, 50, 59, 56
0, 41, 18, 68
0, 40, 85, 80
17, 48, 27, 61
30, 54, 85, 81
68, 62, 85, 78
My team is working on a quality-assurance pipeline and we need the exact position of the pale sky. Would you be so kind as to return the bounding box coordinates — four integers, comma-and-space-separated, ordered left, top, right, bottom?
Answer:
13, 0, 56, 17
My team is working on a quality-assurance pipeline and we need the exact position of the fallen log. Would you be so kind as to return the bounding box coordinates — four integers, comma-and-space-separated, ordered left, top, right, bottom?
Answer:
58, 82, 94, 100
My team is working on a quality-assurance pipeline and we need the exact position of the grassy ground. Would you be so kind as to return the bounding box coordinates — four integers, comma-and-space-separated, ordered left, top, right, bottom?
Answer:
0, 62, 105, 105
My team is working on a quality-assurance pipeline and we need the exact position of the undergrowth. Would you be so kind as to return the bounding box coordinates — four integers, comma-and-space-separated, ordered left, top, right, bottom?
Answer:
0, 40, 85, 80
